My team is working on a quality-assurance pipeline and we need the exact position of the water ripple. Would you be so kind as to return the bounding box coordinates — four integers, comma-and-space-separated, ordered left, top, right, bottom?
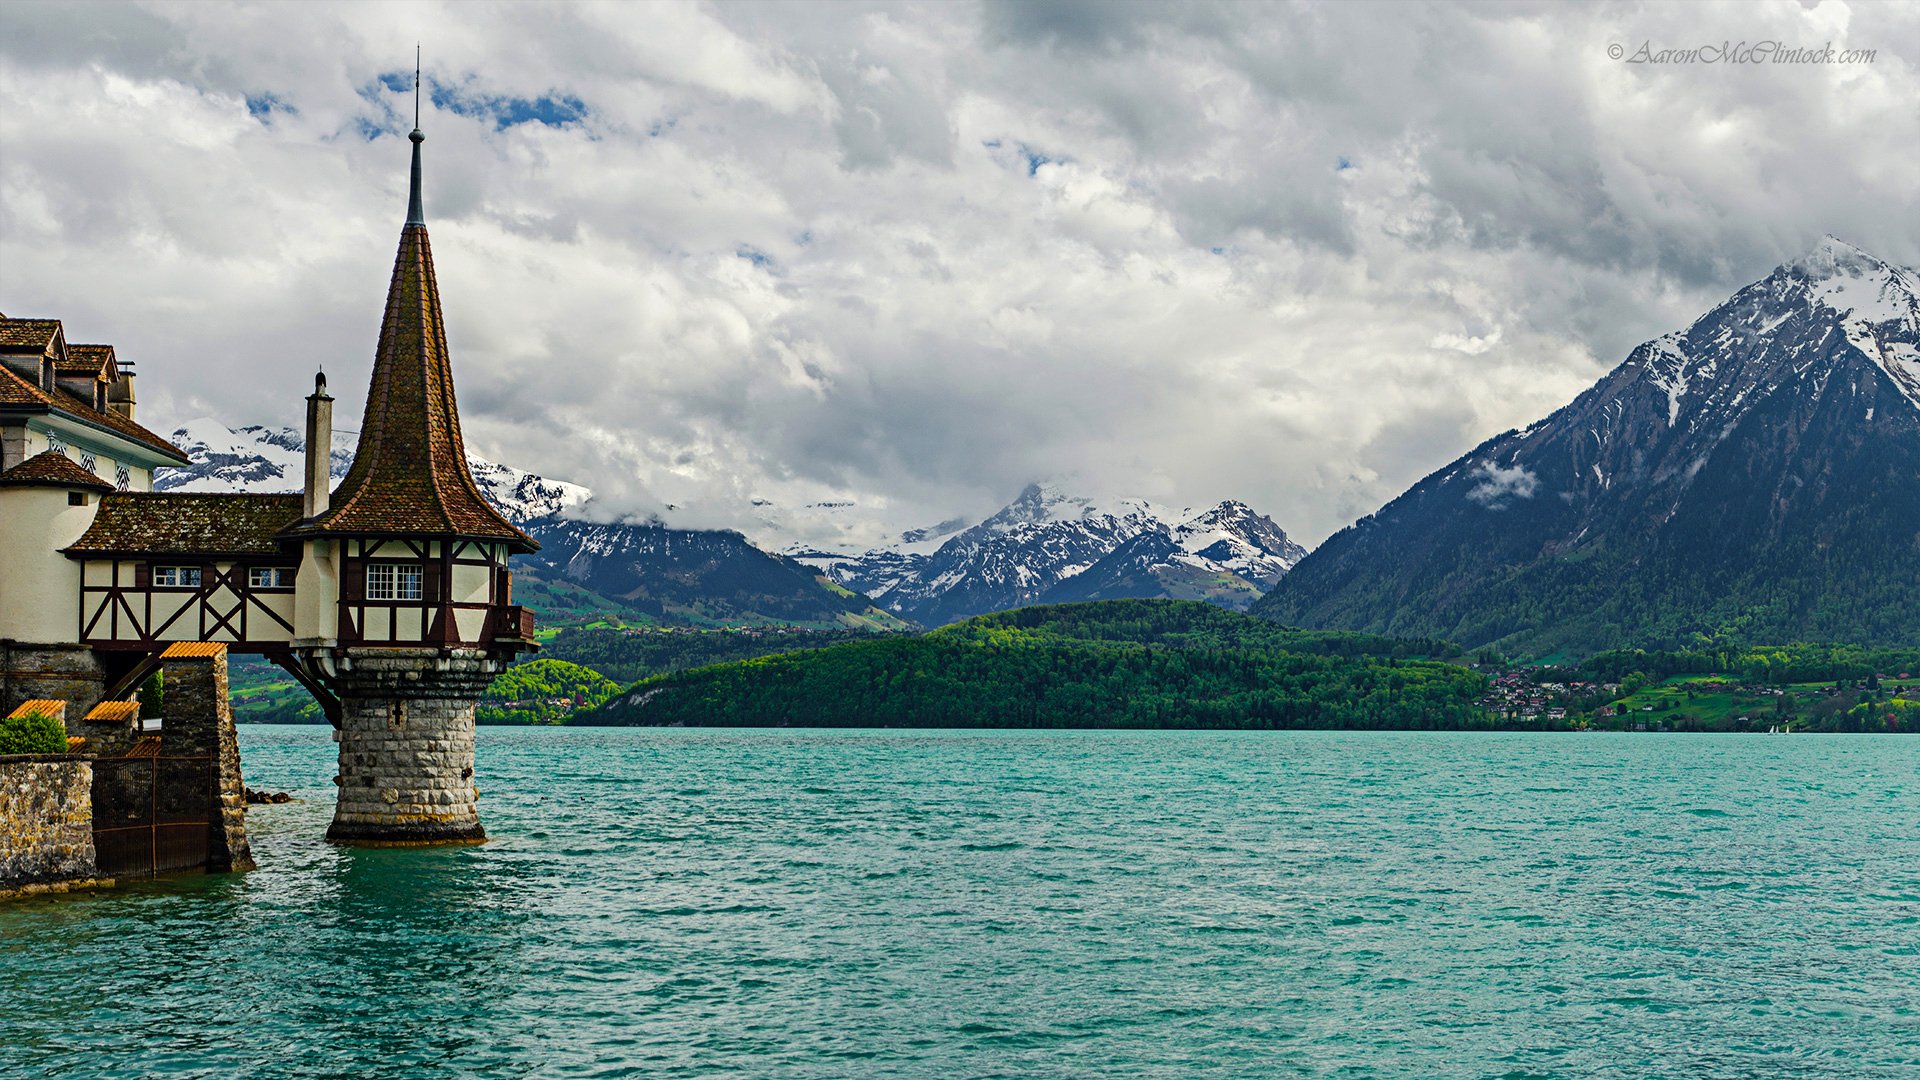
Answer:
2, 728, 1917, 1077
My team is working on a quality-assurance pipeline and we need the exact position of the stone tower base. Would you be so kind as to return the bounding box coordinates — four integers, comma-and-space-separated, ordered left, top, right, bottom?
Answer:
326, 648, 502, 846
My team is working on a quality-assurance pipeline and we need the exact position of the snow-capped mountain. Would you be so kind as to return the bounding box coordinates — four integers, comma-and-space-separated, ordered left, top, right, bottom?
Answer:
1255, 236, 1920, 653
516, 519, 907, 629
158, 420, 591, 524
794, 482, 1308, 625
155, 418, 899, 627
1169, 500, 1309, 588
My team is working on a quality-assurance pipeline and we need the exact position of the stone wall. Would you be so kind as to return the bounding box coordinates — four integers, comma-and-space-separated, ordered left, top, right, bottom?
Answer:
0, 642, 104, 727
91, 644, 254, 877
328, 647, 501, 845
158, 644, 254, 873
0, 756, 103, 898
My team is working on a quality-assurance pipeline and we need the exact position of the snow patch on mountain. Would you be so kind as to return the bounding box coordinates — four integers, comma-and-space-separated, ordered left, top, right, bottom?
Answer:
1797, 236, 1920, 409
158, 419, 591, 524
793, 482, 1308, 625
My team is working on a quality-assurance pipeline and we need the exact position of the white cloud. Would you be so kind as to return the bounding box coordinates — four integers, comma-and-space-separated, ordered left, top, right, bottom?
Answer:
1466, 462, 1540, 509
1, 0, 1915, 550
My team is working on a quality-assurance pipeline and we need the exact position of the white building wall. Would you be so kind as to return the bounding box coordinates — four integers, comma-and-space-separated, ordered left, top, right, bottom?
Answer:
292, 539, 340, 642
24, 417, 161, 492
0, 487, 96, 644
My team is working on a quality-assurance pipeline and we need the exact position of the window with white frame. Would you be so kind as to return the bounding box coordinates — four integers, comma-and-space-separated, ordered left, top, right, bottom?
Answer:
153, 566, 202, 588
249, 567, 291, 589
365, 562, 423, 601
114, 463, 131, 491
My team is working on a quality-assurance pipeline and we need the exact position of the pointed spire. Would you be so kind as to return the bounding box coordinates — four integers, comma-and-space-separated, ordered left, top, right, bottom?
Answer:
406, 46, 425, 226
285, 106, 534, 551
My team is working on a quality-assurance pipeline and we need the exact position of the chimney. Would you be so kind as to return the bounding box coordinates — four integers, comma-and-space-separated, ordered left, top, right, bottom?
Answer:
303, 372, 333, 519
108, 366, 136, 420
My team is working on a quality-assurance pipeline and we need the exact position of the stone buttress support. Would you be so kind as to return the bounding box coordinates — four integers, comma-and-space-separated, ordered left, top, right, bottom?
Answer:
326, 647, 502, 846
157, 643, 256, 873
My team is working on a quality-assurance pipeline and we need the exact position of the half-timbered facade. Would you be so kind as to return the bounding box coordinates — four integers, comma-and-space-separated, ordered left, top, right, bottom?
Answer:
2, 108, 537, 846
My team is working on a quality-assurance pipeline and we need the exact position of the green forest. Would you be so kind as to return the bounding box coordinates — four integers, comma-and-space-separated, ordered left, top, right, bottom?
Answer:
215, 598, 1918, 734
539, 625, 896, 684
575, 600, 1492, 730
1576, 643, 1920, 685
476, 659, 621, 725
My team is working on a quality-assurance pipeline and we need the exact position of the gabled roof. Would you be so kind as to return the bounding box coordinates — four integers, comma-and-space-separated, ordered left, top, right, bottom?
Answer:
58, 344, 117, 378
287, 131, 534, 550
65, 493, 303, 556
0, 449, 115, 492
0, 318, 61, 354
0, 365, 189, 464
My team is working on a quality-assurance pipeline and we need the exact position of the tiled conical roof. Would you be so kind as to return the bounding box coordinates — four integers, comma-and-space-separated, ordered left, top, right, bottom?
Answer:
291, 130, 534, 550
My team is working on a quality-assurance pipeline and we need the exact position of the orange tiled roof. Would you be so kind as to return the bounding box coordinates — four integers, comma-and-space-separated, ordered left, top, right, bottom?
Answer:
286, 223, 534, 549
83, 700, 142, 723
7, 699, 67, 720
65, 492, 303, 556
160, 641, 228, 658
0, 449, 114, 491
0, 365, 189, 464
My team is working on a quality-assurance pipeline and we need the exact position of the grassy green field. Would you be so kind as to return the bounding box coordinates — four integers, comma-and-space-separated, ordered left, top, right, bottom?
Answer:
1593, 673, 1904, 732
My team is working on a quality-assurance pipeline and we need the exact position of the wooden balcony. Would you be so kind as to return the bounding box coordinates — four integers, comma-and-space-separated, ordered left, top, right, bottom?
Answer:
493, 604, 536, 645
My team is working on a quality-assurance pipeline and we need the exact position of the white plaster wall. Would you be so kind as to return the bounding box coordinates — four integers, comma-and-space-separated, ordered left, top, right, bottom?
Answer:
23, 421, 161, 491
254, 591, 296, 636
147, 592, 192, 636
452, 563, 491, 605
0, 488, 95, 644
293, 539, 339, 642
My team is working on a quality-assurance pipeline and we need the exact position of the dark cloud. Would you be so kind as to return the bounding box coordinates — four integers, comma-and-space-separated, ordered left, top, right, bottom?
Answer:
2, 1, 1914, 549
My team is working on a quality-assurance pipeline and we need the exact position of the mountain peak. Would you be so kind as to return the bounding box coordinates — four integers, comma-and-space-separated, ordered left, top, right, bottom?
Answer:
1787, 236, 1916, 321
1797, 234, 1877, 276
1258, 231, 1920, 652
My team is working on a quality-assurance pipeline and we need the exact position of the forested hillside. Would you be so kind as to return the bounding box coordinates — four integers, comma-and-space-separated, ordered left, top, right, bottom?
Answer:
477, 659, 620, 725
576, 600, 1488, 730
540, 626, 902, 685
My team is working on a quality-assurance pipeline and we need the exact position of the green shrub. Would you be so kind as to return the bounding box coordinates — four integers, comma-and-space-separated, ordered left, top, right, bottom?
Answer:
0, 709, 69, 755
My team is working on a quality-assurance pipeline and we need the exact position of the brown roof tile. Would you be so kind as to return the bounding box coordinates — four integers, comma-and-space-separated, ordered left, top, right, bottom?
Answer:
0, 318, 61, 353
0, 365, 189, 464
0, 366, 44, 406
289, 223, 534, 549
57, 344, 116, 377
0, 449, 115, 491
65, 493, 304, 556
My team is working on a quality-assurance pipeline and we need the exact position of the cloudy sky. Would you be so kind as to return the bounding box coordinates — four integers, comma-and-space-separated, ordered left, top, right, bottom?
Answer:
3, 1, 1916, 550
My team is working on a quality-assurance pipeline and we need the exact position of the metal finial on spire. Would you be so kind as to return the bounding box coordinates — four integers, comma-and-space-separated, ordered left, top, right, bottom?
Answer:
406, 45, 425, 226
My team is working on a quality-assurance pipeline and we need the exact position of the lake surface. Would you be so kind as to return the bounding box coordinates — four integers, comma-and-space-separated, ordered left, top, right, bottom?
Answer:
3, 728, 1917, 1078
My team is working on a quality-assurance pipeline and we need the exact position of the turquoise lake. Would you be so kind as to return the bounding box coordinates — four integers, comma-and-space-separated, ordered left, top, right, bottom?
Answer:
3, 727, 1917, 1078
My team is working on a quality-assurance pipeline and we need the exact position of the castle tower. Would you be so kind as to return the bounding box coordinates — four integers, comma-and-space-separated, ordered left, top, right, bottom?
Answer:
283, 113, 538, 845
